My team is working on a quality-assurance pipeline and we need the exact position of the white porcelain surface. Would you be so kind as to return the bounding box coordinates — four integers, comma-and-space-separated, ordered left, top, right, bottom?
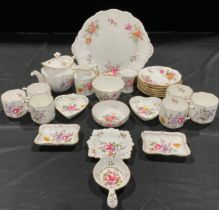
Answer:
72, 9, 153, 75
1, 89, 28, 118
23, 82, 51, 97
73, 64, 98, 96
159, 97, 189, 129
93, 156, 130, 208
87, 128, 134, 159
141, 131, 191, 157
92, 100, 130, 127
31, 68, 74, 93
34, 124, 80, 146
138, 66, 182, 86
129, 96, 161, 121
41, 52, 74, 75
92, 76, 124, 100
189, 92, 219, 124
120, 69, 137, 93
55, 94, 89, 119
29, 93, 55, 124
166, 84, 193, 101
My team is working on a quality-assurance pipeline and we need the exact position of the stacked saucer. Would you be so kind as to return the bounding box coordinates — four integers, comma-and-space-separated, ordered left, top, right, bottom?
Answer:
137, 66, 182, 98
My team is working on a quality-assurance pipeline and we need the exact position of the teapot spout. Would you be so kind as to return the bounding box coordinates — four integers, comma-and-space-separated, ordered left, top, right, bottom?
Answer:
31, 70, 46, 83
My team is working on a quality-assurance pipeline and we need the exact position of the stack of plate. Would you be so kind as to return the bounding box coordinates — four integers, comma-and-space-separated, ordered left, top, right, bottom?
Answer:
137, 66, 182, 98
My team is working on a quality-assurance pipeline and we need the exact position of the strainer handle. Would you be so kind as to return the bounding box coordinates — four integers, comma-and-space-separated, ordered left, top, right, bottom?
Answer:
107, 189, 118, 208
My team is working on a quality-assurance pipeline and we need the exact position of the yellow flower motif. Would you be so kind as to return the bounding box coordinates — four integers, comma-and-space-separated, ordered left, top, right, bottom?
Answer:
44, 136, 50, 142
173, 143, 181, 148
160, 116, 166, 124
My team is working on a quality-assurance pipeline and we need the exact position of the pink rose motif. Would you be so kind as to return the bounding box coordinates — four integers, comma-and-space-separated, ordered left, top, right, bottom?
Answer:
105, 172, 119, 185
12, 107, 21, 114
104, 143, 115, 152
67, 105, 77, 111
125, 23, 132, 30
160, 69, 165, 74
85, 82, 92, 90
62, 134, 70, 141
154, 144, 162, 150
177, 117, 185, 124
110, 68, 119, 76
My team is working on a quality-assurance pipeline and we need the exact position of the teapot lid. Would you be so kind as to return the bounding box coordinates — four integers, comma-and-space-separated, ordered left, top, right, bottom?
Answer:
41, 52, 73, 69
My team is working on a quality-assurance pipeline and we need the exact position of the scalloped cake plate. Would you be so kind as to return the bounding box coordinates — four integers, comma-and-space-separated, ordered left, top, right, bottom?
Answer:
55, 94, 89, 119
87, 128, 134, 159
141, 131, 191, 157
129, 96, 161, 121
72, 9, 153, 76
34, 124, 80, 146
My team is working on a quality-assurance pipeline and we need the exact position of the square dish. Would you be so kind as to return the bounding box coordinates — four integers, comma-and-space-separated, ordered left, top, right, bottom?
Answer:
87, 128, 134, 159
34, 124, 80, 146
141, 131, 191, 157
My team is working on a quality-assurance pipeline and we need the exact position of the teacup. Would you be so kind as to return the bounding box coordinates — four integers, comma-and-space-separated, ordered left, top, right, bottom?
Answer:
1, 89, 28, 118
23, 83, 51, 97
189, 92, 219, 124
120, 69, 137, 93
166, 84, 193, 102
28, 93, 55, 124
159, 96, 189, 129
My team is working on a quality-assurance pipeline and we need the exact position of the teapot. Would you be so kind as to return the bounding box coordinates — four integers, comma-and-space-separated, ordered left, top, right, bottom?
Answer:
31, 52, 99, 93
31, 52, 75, 92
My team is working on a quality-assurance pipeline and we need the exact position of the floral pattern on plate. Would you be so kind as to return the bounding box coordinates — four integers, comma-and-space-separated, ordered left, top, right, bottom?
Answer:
87, 128, 134, 159
104, 62, 121, 76
141, 131, 191, 157
138, 66, 181, 86
129, 96, 161, 121
125, 23, 144, 43
34, 124, 80, 146
84, 20, 100, 45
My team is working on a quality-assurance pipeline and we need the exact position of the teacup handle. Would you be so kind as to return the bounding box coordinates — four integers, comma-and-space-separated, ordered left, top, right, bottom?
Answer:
187, 105, 196, 120
107, 189, 118, 208
24, 96, 30, 112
